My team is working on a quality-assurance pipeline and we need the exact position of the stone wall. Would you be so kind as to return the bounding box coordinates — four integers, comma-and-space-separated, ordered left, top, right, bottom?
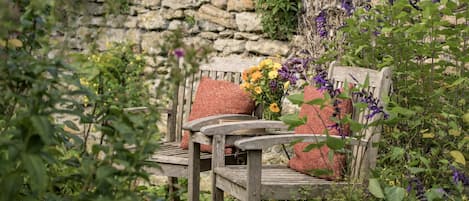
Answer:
69, 0, 301, 71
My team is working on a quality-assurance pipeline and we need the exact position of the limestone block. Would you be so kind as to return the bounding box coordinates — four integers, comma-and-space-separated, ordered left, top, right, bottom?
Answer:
161, 0, 202, 9
183, 36, 211, 47
196, 4, 236, 28
141, 31, 171, 55
96, 28, 126, 51
235, 12, 262, 32
198, 20, 226, 32
234, 32, 260, 40
213, 39, 246, 54
138, 11, 168, 30
219, 30, 234, 38
124, 16, 139, 28
132, 0, 161, 8
86, 2, 105, 16
125, 29, 141, 45
211, 0, 227, 9
227, 0, 254, 11
130, 5, 149, 15
168, 20, 200, 33
245, 40, 290, 56
89, 17, 105, 26
161, 9, 185, 19
199, 32, 219, 40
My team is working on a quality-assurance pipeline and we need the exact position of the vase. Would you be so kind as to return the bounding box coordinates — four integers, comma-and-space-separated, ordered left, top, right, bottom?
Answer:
261, 102, 282, 120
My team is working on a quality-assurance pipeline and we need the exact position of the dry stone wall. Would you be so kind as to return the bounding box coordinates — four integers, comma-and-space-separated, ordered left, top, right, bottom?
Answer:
69, 0, 302, 71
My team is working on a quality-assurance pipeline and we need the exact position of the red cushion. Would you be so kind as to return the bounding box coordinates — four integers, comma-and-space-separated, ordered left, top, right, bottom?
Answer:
180, 77, 255, 153
288, 86, 352, 180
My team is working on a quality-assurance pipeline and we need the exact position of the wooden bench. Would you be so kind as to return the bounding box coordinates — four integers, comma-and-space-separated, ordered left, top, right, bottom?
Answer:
143, 56, 262, 200
201, 62, 393, 201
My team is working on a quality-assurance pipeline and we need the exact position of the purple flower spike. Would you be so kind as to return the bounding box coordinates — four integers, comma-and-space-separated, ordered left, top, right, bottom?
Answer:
173, 48, 185, 58
269, 80, 278, 92
316, 11, 327, 38
341, 0, 354, 15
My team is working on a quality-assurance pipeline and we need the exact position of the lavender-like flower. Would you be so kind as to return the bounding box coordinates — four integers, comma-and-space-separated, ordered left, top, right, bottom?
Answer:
407, 177, 427, 201
389, 0, 394, 5
279, 57, 311, 85
316, 11, 327, 38
349, 74, 389, 120
450, 166, 469, 185
341, 0, 354, 15
173, 48, 185, 58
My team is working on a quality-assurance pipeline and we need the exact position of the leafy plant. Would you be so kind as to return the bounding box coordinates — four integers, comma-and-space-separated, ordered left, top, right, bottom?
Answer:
255, 0, 302, 40
321, 0, 469, 200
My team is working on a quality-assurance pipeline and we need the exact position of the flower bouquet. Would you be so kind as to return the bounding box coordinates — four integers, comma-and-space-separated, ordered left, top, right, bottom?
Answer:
241, 58, 304, 120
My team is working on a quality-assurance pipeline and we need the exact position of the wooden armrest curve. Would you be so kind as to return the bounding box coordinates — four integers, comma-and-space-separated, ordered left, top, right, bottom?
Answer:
200, 120, 288, 136
234, 134, 369, 150
182, 114, 257, 131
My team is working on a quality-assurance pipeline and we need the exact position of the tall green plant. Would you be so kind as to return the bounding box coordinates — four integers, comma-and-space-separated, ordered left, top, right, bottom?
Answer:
0, 1, 209, 200
330, 0, 469, 200
255, 0, 302, 40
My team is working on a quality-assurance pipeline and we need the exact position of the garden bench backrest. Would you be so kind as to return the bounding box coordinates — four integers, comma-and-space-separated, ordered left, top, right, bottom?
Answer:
328, 62, 392, 180
166, 57, 262, 143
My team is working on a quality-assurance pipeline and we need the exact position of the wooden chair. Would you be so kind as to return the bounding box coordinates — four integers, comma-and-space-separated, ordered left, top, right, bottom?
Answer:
143, 56, 262, 200
201, 62, 393, 201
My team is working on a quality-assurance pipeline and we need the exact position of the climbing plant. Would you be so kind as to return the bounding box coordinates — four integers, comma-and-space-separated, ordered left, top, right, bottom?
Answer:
255, 0, 302, 40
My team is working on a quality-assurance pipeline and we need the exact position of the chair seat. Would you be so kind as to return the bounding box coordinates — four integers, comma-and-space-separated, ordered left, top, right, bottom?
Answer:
145, 142, 243, 177
214, 165, 349, 200
149, 142, 213, 165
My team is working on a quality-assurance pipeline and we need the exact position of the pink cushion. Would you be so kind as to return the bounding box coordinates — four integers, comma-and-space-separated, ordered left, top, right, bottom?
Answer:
288, 86, 352, 180
180, 77, 255, 153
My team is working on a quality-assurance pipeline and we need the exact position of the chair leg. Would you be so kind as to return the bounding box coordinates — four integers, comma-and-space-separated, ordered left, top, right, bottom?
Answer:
168, 177, 180, 201
188, 136, 200, 201
214, 186, 224, 201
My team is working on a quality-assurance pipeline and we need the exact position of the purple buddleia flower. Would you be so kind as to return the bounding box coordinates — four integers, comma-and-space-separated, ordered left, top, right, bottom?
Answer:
432, 0, 440, 2
389, 0, 394, 5
316, 11, 327, 38
279, 56, 312, 85
408, 177, 427, 201
341, 0, 354, 15
173, 48, 185, 58
349, 74, 389, 120
450, 166, 469, 185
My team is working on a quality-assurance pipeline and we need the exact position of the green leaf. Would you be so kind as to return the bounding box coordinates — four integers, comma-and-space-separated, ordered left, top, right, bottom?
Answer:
449, 150, 466, 165
409, 167, 426, 174
306, 98, 326, 106
64, 120, 80, 131
279, 114, 306, 130
31, 115, 53, 144
309, 168, 333, 177
303, 142, 325, 152
0, 173, 22, 201
22, 154, 48, 193
287, 93, 304, 105
326, 135, 345, 150
96, 165, 116, 181
384, 186, 405, 201
425, 188, 445, 201
368, 178, 385, 198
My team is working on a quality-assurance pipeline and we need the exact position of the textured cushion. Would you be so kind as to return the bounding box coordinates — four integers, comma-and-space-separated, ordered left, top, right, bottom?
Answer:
288, 86, 352, 180
180, 77, 255, 153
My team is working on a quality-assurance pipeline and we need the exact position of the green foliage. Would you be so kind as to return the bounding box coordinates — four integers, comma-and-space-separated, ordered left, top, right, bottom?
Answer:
0, 1, 209, 201
255, 0, 302, 40
325, 0, 469, 200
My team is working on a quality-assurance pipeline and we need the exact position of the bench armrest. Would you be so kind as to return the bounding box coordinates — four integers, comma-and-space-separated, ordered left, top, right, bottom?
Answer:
182, 114, 257, 132
200, 120, 288, 136
234, 134, 369, 150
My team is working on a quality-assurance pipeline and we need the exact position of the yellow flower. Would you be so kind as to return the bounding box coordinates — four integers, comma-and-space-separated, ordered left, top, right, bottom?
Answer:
251, 71, 262, 82
268, 70, 278, 79
259, 59, 273, 68
254, 86, 262, 94
283, 81, 290, 89
272, 62, 282, 70
242, 70, 249, 81
269, 103, 280, 113
240, 82, 251, 90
